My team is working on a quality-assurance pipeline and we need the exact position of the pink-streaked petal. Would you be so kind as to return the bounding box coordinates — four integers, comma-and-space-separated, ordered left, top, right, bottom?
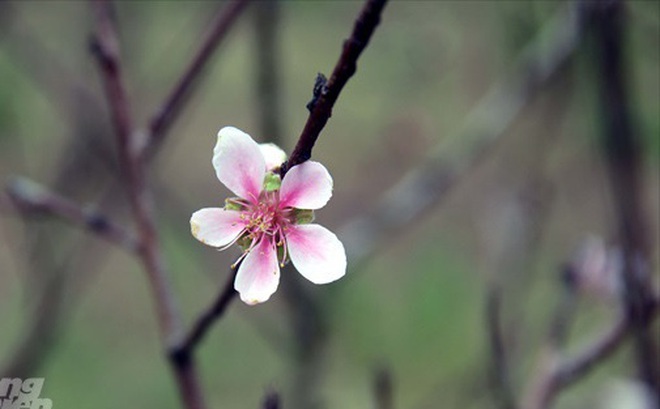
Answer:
234, 238, 280, 305
190, 208, 246, 248
212, 127, 265, 203
279, 161, 333, 210
286, 224, 346, 285
259, 143, 287, 171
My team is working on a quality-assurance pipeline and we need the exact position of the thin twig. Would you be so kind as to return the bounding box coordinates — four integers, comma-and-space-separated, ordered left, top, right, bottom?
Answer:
168, 0, 587, 389
6, 177, 138, 252
338, 1, 589, 264
169, 266, 238, 364
554, 312, 627, 388
521, 266, 579, 409
486, 281, 517, 409
0, 14, 122, 375
281, 0, 388, 174
261, 390, 281, 409
173, 0, 390, 365
524, 298, 658, 409
91, 0, 180, 346
592, 0, 660, 393
254, 0, 282, 142
143, 0, 251, 160
91, 2, 206, 408
374, 367, 394, 409
4, 1, 249, 405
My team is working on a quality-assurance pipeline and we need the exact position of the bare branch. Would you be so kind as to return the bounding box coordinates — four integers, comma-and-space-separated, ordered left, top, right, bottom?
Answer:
144, 0, 251, 159
91, 2, 205, 408
521, 266, 579, 409
261, 390, 280, 409
172, 0, 390, 366
524, 299, 658, 409
521, 240, 659, 409
281, 0, 388, 174
338, 2, 589, 264
554, 312, 627, 388
6, 177, 138, 252
169, 265, 238, 365
4, 2, 251, 407
92, 0, 181, 348
90, 0, 134, 158
486, 281, 517, 409
592, 0, 660, 391
374, 367, 394, 409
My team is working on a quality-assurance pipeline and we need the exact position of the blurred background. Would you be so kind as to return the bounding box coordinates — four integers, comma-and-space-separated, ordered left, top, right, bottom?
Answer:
0, 1, 658, 408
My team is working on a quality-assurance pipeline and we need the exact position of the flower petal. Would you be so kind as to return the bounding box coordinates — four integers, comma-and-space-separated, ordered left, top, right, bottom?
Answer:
234, 238, 280, 305
286, 224, 346, 284
190, 208, 246, 248
259, 143, 287, 171
213, 127, 265, 203
279, 161, 333, 210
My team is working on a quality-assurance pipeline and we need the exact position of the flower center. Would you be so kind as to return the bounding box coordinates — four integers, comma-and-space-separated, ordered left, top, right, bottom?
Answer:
228, 191, 295, 269
242, 191, 292, 245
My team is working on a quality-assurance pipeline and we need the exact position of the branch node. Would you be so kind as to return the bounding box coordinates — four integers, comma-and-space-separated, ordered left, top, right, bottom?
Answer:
306, 73, 328, 112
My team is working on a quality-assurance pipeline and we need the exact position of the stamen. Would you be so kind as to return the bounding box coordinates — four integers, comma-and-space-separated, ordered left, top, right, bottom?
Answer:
216, 227, 248, 251
227, 197, 249, 208
280, 235, 288, 266
231, 250, 248, 268
247, 191, 260, 205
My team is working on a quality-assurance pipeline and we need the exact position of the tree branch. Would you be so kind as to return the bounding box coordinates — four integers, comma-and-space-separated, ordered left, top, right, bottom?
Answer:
374, 367, 394, 409
486, 281, 517, 409
169, 265, 238, 366
592, 0, 660, 393
338, 1, 589, 264
521, 265, 579, 409
143, 0, 251, 160
6, 177, 138, 252
5, 1, 251, 407
281, 0, 388, 174
261, 390, 281, 409
524, 298, 658, 409
91, 2, 205, 408
171, 0, 390, 366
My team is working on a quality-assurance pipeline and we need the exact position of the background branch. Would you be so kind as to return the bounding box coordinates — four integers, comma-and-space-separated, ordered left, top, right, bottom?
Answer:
169, 265, 238, 365
3, 0, 250, 407
6, 177, 138, 252
374, 367, 394, 409
554, 303, 655, 389
524, 297, 658, 409
338, 1, 589, 264
144, 0, 251, 160
485, 280, 517, 409
592, 0, 660, 393
91, 1, 205, 408
521, 265, 579, 409
261, 390, 281, 409
0, 14, 121, 375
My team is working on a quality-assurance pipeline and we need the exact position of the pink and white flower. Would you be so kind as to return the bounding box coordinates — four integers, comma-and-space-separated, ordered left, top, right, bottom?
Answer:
191, 126, 347, 305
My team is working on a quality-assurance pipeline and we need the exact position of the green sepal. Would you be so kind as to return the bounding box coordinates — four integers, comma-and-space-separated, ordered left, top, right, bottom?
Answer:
263, 172, 282, 192
294, 209, 315, 224
276, 244, 290, 267
224, 198, 244, 211
237, 235, 252, 252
